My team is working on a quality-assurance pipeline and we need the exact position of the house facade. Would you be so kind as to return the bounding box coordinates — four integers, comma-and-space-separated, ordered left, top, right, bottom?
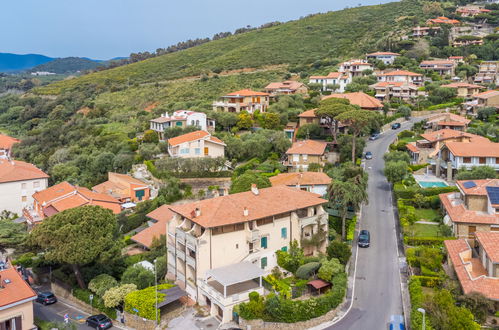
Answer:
371, 81, 420, 101
284, 140, 328, 171
425, 113, 471, 131
167, 130, 225, 159
440, 83, 484, 99
0, 160, 49, 216
0, 262, 37, 330
474, 61, 499, 85
338, 59, 373, 78
440, 179, 499, 240
309, 72, 350, 93
366, 52, 400, 65
264, 81, 308, 96
92, 172, 151, 203
150, 111, 215, 140
412, 26, 441, 38
419, 60, 456, 76
377, 70, 424, 86
24, 181, 121, 226
0, 134, 20, 160
166, 185, 328, 323
269, 172, 331, 196
212, 89, 270, 113
426, 17, 460, 25
322, 92, 383, 111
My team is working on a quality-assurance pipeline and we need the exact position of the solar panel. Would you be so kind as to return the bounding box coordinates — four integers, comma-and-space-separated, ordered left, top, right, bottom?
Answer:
463, 181, 476, 189
486, 186, 499, 205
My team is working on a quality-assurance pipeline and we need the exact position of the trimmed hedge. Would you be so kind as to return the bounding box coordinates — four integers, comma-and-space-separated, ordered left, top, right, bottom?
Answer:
124, 284, 173, 321
73, 288, 117, 319
411, 275, 442, 287
394, 184, 458, 199
404, 236, 455, 246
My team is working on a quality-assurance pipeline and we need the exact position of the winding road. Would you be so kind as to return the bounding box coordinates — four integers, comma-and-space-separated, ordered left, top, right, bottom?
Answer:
324, 119, 419, 330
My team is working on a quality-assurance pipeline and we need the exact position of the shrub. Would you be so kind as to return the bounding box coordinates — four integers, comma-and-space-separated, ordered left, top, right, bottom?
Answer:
404, 237, 454, 246
103, 283, 137, 308
318, 258, 342, 282
238, 291, 266, 320
276, 240, 304, 273
88, 274, 118, 297
295, 262, 321, 279
408, 163, 429, 172
397, 130, 415, 138
13, 252, 36, 268
326, 241, 352, 265
124, 284, 173, 321
121, 264, 155, 289
73, 288, 116, 319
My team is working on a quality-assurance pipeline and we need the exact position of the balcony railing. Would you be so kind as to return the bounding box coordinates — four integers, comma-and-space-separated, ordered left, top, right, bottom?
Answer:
186, 233, 197, 251
177, 272, 186, 282
246, 229, 260, 242
177, 250, 186, 261
300, 213, 327, 228
186, 255, 196, 269
198, 281, 264, 306
176, 228, 186, 244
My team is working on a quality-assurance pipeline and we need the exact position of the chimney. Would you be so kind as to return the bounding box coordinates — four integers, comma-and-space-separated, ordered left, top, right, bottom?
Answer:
243, 207, 249, 217
195, 207, 201, 217
251, 184, 259, 196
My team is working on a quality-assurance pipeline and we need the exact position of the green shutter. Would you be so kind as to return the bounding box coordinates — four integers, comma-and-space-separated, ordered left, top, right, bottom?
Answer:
261, 237, 267, 249
281, 246, 287, 252
261, 257, 267, 269
281, 227, 287, 239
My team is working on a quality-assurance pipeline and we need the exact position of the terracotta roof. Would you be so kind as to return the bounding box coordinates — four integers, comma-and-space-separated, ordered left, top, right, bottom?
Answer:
33, 181, 74, 205
131, 205, 173, 248
270, 172, 332, 187
428, 17, 460, 25
445, 141, 499, 157
298, 109, 317, 118
310, 72, 347, 79
420, 129, 484, 143
0, 263, 36, 308
0, 134, 20, 150
0, 160, 49, 184
308, 279, 331, 289
366, 52, 400, 56
372, 81, 418, 89
449, 56, 464, 59
169, 186, 327, 228
427, 113, 471, 125
406, 142, 420, 153
150, 116, 186, 123
440, 82, 483, 89
420, 60, 455, 66
439, 192, 499, 225
475, 90, 499, 99
224, 89, 269, 97
93, 172, 148, 200
265, 81, 305, 91
445, 239, 499, 301
378, 70, 422, 77
456, 179, 499, 196
322, 92, 383, 109
286, 140, 328, 155
475, 231, 499, 263
167, 130, 225, 146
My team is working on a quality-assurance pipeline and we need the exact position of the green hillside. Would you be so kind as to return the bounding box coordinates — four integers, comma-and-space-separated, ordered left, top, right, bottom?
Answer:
36, 0, 421, 95
30, 57, 102, 74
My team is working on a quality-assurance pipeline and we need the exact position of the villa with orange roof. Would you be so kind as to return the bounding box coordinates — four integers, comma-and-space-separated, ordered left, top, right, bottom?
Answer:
0, 160, 49, 216
474, 90, 499, 109
377, 70, 424, 86
425, 113, 471, 131
474, 61, 498, 85
264, 81, 308, 96
444, 232, 499, 308
420, 60, 456, 76
440, 82, 484, 98
150, 110, 216, 140
24, 181, 121, 225
167, 130, 225, 159
322, 92, 383, 111
371, 81, 421, 102
309, 72, 351, 93
412, 26, 441, 38
166, 185, 328, 323
92, 172, 151, 203
366, 51, 400, 65
440, 179, 499, 240
270, 171, 331, 196
426, 17, 460, 26
0, 261, 37, 330
0, 134, 20, 160
132, 204, 173, 249
212, 89, 269, 113
338, 59, 373, 78
456, 6, 491, 17
284, 139, 329, 171
435, 140, 499, 179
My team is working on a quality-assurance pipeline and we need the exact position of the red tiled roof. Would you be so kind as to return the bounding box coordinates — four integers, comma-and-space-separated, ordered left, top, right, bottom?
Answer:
265, 81, 305, 91
366, 52, 400, 56
420, 129, 485, 143
167, 130, 225, 146
225, 89, 269, 97
33, 181, 74, 205
445, 141, 499, 157
169, 186, 327, 228
298, 109, 317, 118
0, 160, 49, 184
439, 192, 499, 225
310, 72, 346, 80
428, 17, 460, 25
378, 70, 422, 77
0, 134, 20, 150
131, 205, 173, 248
406, 143, 420, 153
440, 82, 483, 89
323, 92, 383, 109
475, 90, 499, 99
438, 121, 466, 126
427, 113, 471, 125
420, 60, 455, 66
475, 231, 499, 263
270, 172, 332, 187
445, 239, 499, 301
286, 140, 328, 155
456, 179, 499, 196
308, 279, 331, 289
0, 263, 36, 308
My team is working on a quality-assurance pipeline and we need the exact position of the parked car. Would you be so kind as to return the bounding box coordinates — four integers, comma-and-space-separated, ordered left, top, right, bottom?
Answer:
389, 314, 405, 330
36, 292, 57, 305
365, 151, 373, 160
86, 314, 112, 330
391, 123, 401, 130
369, 133, 380, 140
358, 230, 370, 248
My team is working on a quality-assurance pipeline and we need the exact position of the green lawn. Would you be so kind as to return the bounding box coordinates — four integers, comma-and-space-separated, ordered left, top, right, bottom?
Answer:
415, 208, 440, 222
406, 223, 441, 237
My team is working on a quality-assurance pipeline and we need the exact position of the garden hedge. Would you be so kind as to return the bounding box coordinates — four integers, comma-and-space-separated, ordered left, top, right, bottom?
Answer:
73, 288, 117, 319
394, 184, 458, 199
124, 284, 173, 321
411, 275, 442, 288
404, 236, 455, 246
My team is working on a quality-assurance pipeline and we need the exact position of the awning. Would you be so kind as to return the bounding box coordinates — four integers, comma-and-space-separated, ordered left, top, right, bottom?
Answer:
157, 286, 187, 308
205, 262, 265, 286
121, 202, 136, 209
308, 279, 330, 290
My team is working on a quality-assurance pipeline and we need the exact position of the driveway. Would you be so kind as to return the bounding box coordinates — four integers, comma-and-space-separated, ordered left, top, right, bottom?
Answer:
325, 119, 419, 329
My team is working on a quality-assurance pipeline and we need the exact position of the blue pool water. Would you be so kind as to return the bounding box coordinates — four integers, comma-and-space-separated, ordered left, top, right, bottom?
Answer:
418, 181, 448, 188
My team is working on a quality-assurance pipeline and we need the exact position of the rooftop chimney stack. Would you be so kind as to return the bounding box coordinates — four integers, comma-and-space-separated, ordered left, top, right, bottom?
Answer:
195, 207, 201, 217
251, 184, 259, 196
243, 207, 249, 217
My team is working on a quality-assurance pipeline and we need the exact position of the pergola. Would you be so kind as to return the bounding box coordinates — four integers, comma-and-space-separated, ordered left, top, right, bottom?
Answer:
205, 262, 265, 298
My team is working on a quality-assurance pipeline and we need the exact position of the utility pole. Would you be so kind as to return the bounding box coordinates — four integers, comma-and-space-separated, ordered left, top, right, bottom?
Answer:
154, 259, 158, 325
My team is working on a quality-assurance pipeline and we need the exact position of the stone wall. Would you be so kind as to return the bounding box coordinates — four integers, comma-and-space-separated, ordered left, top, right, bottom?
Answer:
123, 311, 156, 330
51, 282, 103, 316
180, 177, 231, 195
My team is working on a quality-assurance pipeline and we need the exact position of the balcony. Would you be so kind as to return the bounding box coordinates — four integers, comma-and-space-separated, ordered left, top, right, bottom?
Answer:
199, 280, 264, 306
23, 208, 43, 225
167, 241, 176, 252
300, 213, 327, 228
168, 256, 176, 269
186, 255, 196, 269
176, 228, 186, 244
212, 101, 240, 108
177, 272, 186, 282
177, 249, 186, 261
185, 233, 197, 251
246, 229, 260, 242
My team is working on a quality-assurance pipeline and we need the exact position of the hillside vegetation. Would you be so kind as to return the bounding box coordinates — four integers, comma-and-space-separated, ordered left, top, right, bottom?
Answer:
35, 0, 421, 95
30, 57, 103, 74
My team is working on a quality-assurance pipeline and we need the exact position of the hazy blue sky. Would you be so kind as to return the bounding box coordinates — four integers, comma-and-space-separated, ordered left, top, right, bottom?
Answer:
2, 0, 393, 59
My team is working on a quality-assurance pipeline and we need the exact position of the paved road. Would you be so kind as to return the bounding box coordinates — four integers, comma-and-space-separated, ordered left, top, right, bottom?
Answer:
327, 119, 418, 330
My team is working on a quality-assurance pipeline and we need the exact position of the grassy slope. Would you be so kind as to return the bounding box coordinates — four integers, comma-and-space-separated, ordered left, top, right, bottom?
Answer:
36, 0, 421, 95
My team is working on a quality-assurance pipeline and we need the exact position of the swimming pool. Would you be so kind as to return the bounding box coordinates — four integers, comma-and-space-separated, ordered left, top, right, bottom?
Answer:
418, 181, 448, 188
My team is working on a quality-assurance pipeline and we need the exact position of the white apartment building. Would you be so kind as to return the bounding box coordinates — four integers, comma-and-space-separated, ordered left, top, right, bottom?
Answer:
309, 72, 351, 92
166, 185, 328, 323
377, 70, 424, 85
0, 160, 49, 216
366, 52, 400, 65
150, 110, 215, 140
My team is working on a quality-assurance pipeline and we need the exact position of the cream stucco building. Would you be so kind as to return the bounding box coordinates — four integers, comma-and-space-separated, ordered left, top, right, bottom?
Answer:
167, 130, 225, 159
166, 185, 328, 323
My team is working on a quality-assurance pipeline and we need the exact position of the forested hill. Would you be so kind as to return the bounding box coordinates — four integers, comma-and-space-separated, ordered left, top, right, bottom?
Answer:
29, 57, 103, 74
35, 0, 421, 95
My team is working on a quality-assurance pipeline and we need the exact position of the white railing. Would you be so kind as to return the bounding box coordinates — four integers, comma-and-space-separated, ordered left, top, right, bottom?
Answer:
300, 213, 327, 228
176, 228, 186, 244
246, 229, 260, 242
177, 250, 186, 261
186, 255, 196, 268
177, 272, 186, 282
186, 233, 197, 251
198, 281, 264, 306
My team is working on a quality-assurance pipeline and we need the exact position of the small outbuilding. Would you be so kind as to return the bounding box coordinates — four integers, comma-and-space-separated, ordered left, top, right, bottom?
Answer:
307, 279, 331, 295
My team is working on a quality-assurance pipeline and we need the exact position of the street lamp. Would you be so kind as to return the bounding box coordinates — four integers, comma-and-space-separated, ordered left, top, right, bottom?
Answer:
154, 259, 158, 325
417, 308, 426, 330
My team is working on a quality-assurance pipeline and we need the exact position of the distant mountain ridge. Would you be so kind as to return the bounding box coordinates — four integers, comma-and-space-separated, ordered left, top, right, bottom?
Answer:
29, 57, 103, 74
0, 53, 54, 72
